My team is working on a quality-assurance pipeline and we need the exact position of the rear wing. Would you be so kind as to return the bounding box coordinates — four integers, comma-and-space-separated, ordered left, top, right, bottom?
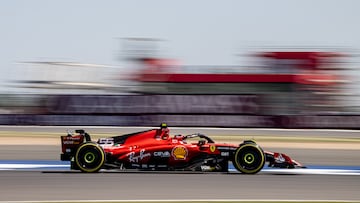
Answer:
60, 129, 91, 161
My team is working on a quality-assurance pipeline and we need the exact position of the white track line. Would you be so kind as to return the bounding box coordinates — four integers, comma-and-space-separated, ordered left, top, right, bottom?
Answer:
0, 164, 68, 169
261, 168, 360, 176
1, 163, 360, 175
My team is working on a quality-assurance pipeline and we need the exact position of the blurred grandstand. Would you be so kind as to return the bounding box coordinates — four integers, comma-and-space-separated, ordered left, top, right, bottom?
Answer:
1, 38, 360, 127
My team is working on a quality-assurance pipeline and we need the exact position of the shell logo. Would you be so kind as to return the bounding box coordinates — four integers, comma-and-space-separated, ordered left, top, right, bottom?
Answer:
172, 146, 188, 160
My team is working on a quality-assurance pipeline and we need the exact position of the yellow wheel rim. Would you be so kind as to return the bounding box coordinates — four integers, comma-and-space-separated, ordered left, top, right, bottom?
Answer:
244, 153, 255, 164
84, 152, 96, 164
75, 143, 105, 173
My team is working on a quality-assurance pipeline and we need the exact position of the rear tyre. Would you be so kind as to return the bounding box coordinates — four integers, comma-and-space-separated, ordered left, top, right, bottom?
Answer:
75, 142, 105, 173
233, 143, 265, 174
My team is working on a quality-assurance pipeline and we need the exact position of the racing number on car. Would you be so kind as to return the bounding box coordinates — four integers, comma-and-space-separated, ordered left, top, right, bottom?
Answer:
98, 138, 114, 146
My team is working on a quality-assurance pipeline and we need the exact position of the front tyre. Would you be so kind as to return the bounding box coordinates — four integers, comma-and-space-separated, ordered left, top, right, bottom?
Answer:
233, 143, 265, 174
75, 142, 105, 173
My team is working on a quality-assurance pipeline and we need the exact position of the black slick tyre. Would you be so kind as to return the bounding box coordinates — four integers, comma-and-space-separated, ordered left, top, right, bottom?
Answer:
74, 142, 105, 173
233, 143, 265, 174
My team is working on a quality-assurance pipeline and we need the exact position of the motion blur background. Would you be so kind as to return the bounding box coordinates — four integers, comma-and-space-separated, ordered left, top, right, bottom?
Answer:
1, 0, 360, 128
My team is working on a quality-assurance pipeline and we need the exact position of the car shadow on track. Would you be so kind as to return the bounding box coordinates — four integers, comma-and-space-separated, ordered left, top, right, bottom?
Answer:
41, 170, 301, 175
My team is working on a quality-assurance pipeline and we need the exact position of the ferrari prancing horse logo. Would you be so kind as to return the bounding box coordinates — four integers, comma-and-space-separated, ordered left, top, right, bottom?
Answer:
210, 145, 216, 153
172, 146, 188, 160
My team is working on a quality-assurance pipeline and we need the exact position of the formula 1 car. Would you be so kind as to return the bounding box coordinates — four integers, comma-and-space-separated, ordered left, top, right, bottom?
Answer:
60, 123, 305, 174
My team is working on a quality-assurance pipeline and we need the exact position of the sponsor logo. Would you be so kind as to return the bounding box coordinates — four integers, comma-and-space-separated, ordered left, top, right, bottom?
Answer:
172, 146, 188, 160
221, 152, 229, 157
62, 136, 81, 141
154, 151, 171, 157
128, 149, 151, 163
129, 146, 138, 151
201, 165, 213, 171
62, 136, 82, 145
274, 153, 285, 163
62, 141, 80, 145
218, 146, 237, 151
210, 145, 216, 153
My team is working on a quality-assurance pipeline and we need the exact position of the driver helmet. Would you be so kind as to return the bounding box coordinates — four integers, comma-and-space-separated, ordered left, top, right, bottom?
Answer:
159, 123, 170, 140
160, 123, 168, 129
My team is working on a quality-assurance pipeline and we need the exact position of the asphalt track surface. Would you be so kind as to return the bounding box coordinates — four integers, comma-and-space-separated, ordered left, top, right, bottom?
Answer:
0, 126, 360, 201
1, 171, 360, 201
1, 126, 359, 166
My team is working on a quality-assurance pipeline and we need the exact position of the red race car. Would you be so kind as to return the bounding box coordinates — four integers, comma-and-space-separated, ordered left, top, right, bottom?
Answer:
60, 123, 304, 174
